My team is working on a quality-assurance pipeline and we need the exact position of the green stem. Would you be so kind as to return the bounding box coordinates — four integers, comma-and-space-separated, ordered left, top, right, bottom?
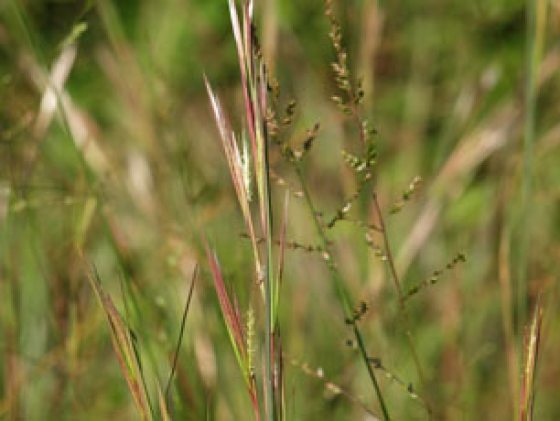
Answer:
263, 115, 276, 421
372, 195, 426, 382
372, 194, 432, 417
295, 163, 390, 420
518, 0, 545, 333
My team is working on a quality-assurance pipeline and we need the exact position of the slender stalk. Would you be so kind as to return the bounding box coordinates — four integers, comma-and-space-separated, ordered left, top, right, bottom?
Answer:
498, 224, 519, 418
519, 296, 544, 421
165, 266, 198, 405
372, 194, 427, 385
372, 194, 433, 419
263, 108, 276, 421
517, 0, 546, 332
294, 163, 390, 420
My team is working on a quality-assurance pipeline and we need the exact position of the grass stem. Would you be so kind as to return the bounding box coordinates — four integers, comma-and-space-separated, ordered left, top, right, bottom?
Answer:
372, 194, 427, 385
295, 163, 390, 420
263, 110, 276, 421
165, 265, 198, 406
518, 0, 547, 330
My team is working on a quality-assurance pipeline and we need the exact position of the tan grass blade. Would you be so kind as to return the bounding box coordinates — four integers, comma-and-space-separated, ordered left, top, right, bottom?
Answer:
519, 297, 544, 421
204, 76, 261, 278
86, 264, 152, 420
205, 242, 262, 418
33, 44, 77, 139
204, 243, 247, 374
396, 50, 560, 278
228, 0, 269, 235
19, 45, 110, 176
157, 384, 171, 421
228, 0, 258, 170
395, 103, 519, 278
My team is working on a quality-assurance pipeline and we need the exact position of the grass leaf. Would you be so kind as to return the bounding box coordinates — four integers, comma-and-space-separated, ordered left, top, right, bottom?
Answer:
204, 241, 248, 382
85, 263, 152, 420
520, 296, 544, 420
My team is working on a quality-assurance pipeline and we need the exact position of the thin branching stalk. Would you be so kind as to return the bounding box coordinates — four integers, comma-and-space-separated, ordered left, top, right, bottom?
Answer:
289, 357, 379, 417
294, 163, 390, 420
372, 193, 432, 416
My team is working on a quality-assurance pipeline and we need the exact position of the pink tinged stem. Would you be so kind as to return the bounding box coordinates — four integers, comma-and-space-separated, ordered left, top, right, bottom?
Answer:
205, 244, 246, 357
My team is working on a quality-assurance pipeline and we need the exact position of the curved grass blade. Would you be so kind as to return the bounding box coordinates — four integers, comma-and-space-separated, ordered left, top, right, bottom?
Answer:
165, 265, 198, 405
85, 263, 152, 420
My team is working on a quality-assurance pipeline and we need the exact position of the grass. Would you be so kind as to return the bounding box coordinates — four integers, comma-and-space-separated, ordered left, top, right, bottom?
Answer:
1, 0, 559, 419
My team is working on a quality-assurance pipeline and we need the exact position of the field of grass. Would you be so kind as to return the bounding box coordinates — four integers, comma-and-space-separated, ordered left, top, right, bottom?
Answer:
1, 0, 559, 419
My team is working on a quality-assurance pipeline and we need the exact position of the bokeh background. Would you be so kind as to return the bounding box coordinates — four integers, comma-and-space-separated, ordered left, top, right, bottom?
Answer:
1, 0, 559, 419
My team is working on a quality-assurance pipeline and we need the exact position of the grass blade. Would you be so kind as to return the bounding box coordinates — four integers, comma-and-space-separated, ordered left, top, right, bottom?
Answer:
204, 76, 262, 280
517, 0, 548, 329
204, 242, 247, 376
85, 263, 152, 420
205, 241, 262, 419
520, 296, 544, 421
165, 265, 198, 404
157, 384, 171, 421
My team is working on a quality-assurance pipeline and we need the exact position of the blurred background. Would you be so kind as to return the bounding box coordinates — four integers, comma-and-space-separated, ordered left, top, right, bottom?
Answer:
1, 0, 559, 419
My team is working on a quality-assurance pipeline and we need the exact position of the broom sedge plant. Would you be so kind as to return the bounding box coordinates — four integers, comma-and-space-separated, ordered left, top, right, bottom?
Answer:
204, 0, 474, 419
204, 1, 283, 419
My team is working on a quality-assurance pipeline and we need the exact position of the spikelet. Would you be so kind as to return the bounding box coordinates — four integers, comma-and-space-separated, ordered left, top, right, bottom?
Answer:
403, 253, 467, 301
390, 176, 422, 214
241, 132, 252, 202
246, 305, 256, 379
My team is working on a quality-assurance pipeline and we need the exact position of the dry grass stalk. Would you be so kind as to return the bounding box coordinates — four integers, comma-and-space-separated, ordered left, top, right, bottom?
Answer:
519, 297, 544, 421
205, 1, 282, 418
85, 264, 152, 420
204, 242, 260, 420
204, 77, 261, 279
